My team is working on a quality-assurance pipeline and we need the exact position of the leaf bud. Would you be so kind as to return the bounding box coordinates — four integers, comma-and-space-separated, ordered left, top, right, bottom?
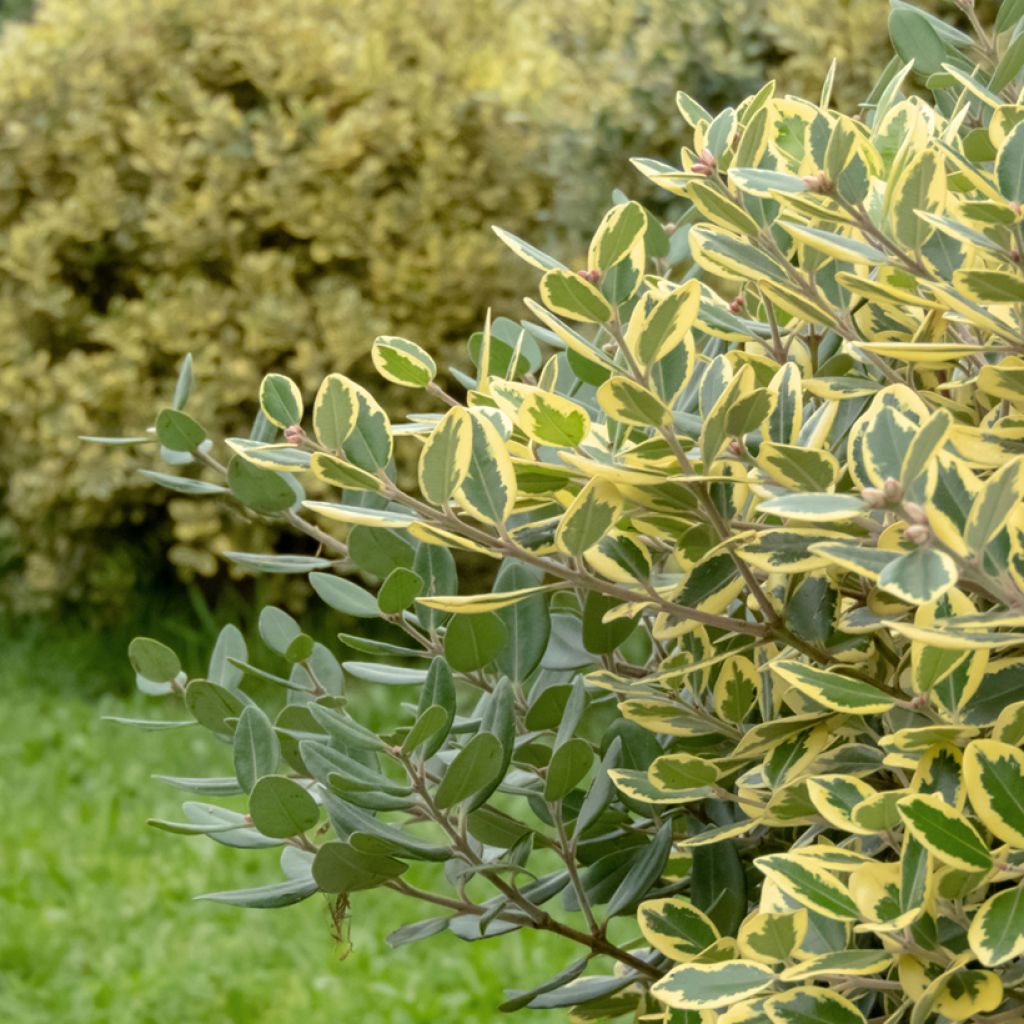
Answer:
283, 424, 306, 445
861, 486, 885, 507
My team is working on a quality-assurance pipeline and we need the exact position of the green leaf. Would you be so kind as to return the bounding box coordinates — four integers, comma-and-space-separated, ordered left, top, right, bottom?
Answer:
897, 793, 992, 872
401, 705, 449, 757
758, 493, 866, 522
494, 560, 550, 683
649, 753, 719, 791
171, 352, 193, 410
311, 452, 383, 493
810, 542, 900, 580
691, 840, 747, 936
588, 201, 647, 270
954, 269, 1024, 303
771, 660, 896, 714
418, 406, 472, 505
378, 567, 424, 615
249, 775, 319, 838
651, 960, 775, 1012
184, 680, 243, 736
728, 168, 810, 197
492, 225, 568, 272
195, 877, 317, 909
415, 659, 456, 758
889, 7, 947, 75
312, 841, 407, 893
233, 705, 280, 793
877, 547, 957, 606
963, 739, 1024, 847
457, 412, 517, 526
434, 732, 505, 809
627, 280, 700, 368
597, 375, 669, 427
764, 987, 867, 1024
583, 591, 636, 654
969, 886, 1024, 967
259, 373, 303, 428
227, 456, 301, 514
518, 389, 590, 447
128, 637, 181, 682
785, 576, 836, 646
781, 221, 888, 264
556, 480, 624, 557
152, 775, 242, 796
371, 336, 436, 388
312, 373, 357, 450
637, 897, 719, 961
539, 269, 614, 323
342, 662, 428, 685
997, 121, 1024, 204
607, 821, 673, 916
545, 738, 594, 801
155, 408, 206, 452
309, 572, 379, 618
341, 382, 393, 474
223, 552, 332, 575
138, 469, 227, 496
966, 458, 1024, 553
754, 854, 858, 921
258, 605, 301, 654
444, 612, 506, 672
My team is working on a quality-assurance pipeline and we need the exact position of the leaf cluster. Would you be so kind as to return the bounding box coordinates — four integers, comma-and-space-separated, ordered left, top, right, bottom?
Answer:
97, 2, 1024, 1020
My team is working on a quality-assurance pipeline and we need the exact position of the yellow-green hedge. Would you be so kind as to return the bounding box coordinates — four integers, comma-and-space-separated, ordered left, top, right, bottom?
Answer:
0, 0, 908, 610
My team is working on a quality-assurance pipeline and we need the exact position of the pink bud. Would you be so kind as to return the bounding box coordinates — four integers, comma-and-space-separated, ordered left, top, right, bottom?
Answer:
903, 501, 927, 525
882, 477, 903, 503
728, 296, 744, 314
283, 425, 306, 445
861, 487, 885, 507
905, 523, 930, 545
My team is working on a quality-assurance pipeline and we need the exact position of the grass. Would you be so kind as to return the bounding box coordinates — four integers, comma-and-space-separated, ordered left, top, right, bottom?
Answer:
0, 616, 573, 1023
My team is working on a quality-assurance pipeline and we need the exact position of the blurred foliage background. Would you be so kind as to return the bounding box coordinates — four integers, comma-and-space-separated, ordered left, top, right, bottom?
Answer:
0, 0, 958, 616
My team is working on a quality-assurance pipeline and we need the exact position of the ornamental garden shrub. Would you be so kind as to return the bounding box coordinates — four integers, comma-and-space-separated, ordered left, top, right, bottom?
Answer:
0, 0, 927, 614
100, 0, 1024, 1019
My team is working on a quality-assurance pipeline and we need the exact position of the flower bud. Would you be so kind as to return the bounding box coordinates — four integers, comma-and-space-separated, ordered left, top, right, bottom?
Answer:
903, 501, 927, 525
283, 424, 306, 445
728, 296, 744, 314
728, 438, 744, 455
801, 171, 831, 193
861, 486, 885, 507
905, 523, 930, 545
1010, 201, 1023, 218
882, 477, 903, 503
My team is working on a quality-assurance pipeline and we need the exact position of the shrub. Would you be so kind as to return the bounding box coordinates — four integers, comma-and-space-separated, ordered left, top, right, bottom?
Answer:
101, 0, 1024, 1019
0, 0, 924, 614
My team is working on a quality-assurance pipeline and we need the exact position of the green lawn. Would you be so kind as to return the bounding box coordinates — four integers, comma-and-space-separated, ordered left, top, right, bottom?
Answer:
0, 621, 571, 1023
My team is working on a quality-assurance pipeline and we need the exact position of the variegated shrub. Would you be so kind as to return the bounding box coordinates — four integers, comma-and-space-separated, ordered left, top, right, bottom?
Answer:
97, 2, 1024, 1021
